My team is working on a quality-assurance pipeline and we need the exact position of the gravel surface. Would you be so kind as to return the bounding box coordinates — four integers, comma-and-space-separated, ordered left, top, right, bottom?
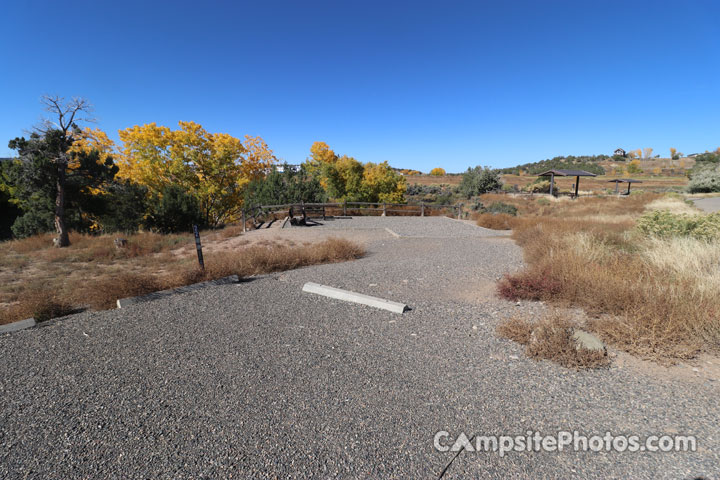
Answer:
693, 197, 720, 213
1, 217, 717, 479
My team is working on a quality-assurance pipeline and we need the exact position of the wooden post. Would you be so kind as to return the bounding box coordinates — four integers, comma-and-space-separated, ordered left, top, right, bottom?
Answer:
574, 176, 580, 198
322, 205, 326, 220
382, 202, 387, 216
456, 204, 461, 219
627, 183, 632, 195
343, 201, 347, 216
549, 173, 555, 196
615, 181, 619, 194
242, 209, 246, 233
420, 202, 425, 217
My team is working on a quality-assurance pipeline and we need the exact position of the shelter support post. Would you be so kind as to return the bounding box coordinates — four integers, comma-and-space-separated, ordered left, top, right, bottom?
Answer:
574, 176, 580, 198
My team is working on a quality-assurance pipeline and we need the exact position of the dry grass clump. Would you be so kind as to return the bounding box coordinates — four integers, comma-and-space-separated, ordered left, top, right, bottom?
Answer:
644, 196, 698, 215
1, 237, 364, 324
495, 194, 720, 362
226, 237, 365, 276
475, 213, 517, 230
4, 231, 187, 264
497, 313, 609, 369
480, 192, 663, 218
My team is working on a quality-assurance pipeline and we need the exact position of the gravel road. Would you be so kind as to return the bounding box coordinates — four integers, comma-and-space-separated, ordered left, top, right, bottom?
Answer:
1, 216, 717, 479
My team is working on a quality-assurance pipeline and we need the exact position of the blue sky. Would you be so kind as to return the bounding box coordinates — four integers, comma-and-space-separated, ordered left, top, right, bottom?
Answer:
1, 0, 719, 172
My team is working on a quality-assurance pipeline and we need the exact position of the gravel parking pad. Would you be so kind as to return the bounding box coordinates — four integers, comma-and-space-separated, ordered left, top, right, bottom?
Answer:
1, 217, 717, 479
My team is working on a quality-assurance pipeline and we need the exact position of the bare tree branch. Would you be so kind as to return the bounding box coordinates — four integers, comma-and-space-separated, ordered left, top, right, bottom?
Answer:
37, 95, 95, 135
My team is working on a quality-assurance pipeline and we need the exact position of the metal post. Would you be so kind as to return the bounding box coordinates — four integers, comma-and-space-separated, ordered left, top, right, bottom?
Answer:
420, 202, 425, 217
322, 205, 326, 220
456, 204, 461, 219
615, 181, 619, 194
192, 225, 205, 270
627, 183, 631, 195
549, 173, 555, 196
242, 209, 246, 233
343, 201, 347, 216
382, 202, 387, 216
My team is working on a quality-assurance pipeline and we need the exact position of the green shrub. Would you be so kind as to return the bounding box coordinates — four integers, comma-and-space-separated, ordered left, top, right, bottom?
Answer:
99, 180, 149, 234
147, 185, 205, 233
524, 179, 551, 193
486, 201, 518, 216
244, 163, 326, 207
636, 210, 720, 240
458, 166, 501, 198
468, 200, 484, 212
694, 151, 720, 163
688, 163, 720, 193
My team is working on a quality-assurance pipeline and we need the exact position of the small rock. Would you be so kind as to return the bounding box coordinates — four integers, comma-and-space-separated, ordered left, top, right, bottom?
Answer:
509, 355, 519, 360
572, 329, 606, 353
472, 325, 478, 330
369, 283, 378, 287
692, 368, 700, 373
515, 301, 521, 306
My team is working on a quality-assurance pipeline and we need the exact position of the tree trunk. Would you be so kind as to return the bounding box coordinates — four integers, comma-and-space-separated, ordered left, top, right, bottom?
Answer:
54, 163, 70, 247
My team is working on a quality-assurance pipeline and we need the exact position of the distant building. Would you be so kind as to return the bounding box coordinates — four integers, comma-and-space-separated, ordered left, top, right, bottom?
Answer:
276, 164, 301, 173
613, 148, 626, 157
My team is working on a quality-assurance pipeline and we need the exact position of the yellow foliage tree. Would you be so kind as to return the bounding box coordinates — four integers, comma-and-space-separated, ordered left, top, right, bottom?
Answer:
67, 127, 118, 195
627, 159, 643, 174
430, 167, 446, 176
362, 161, 407, 203
117, 121, 275, 226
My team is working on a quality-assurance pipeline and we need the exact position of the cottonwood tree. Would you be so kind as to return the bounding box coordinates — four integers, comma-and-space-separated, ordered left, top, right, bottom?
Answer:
118, 121, 275, 226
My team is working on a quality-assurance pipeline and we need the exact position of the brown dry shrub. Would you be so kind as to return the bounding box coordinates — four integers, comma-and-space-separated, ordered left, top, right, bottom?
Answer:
0, 289, 75, 325
497, 313, 609, 369
85, 273, 165, 310
497, 266, 563, 301
495, 196, 720, 362
496, 317, 533, 344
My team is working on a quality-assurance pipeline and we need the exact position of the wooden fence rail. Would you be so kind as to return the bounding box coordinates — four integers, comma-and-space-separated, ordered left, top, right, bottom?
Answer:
242, 201, 462, 232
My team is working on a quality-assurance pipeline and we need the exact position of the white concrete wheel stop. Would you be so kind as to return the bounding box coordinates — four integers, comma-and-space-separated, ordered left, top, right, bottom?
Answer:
302, 282, 408, 314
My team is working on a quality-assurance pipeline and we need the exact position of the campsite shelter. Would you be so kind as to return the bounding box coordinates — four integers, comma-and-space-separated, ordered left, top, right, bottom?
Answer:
537, 169, 597, 197
607, 178, 643, 194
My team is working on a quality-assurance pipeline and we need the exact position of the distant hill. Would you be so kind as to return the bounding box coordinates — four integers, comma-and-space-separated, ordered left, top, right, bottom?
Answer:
499, 155, 608, 176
